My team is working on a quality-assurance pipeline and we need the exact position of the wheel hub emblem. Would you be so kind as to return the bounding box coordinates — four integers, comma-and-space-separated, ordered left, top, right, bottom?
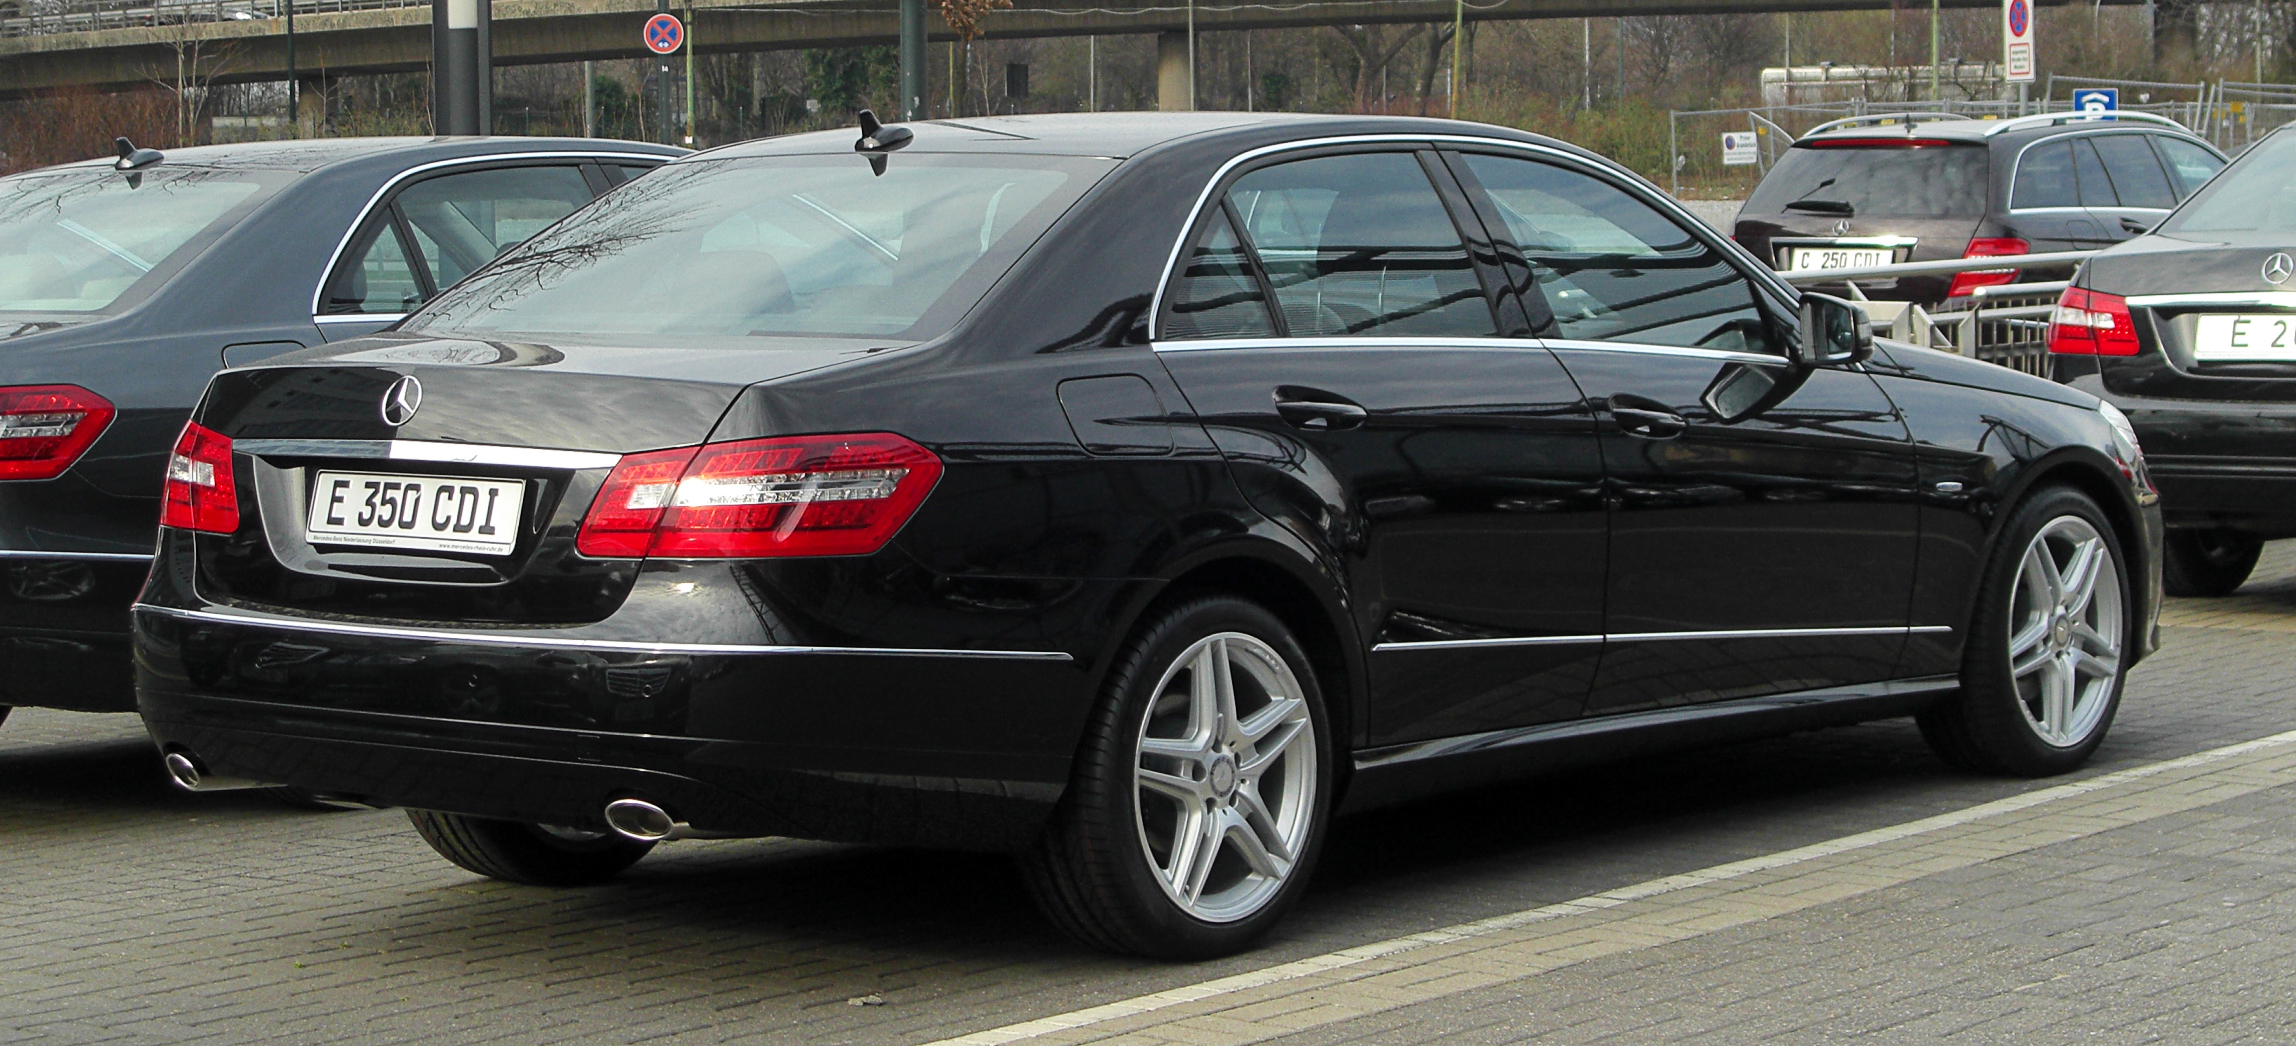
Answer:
2052, 616, 2072, 649
380, 375, 423, 427
2265, 253, 2294, 286
1207, 754, 1238, 798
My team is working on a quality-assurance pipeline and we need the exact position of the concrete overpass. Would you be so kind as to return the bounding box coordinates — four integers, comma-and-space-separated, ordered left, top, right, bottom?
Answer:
1, 0, 2139, 101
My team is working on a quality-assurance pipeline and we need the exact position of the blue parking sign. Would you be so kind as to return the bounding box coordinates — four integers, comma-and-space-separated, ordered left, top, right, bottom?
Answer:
2073, 88, 2120, 115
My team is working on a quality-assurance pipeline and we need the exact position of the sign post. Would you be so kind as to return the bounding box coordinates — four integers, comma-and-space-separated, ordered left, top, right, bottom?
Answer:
2002, 0, 2036, 88
644, 10, 682, 146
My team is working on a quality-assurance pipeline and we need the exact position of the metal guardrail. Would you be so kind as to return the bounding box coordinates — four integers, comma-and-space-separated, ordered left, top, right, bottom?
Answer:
1, 0, 420, 37
1780, 251, 2094, 376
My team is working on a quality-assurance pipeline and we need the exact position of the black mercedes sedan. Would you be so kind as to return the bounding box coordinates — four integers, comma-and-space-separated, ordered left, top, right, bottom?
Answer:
2048, 124, 2296, 596
134, 113, 2161, 958
0, 136, 679, 727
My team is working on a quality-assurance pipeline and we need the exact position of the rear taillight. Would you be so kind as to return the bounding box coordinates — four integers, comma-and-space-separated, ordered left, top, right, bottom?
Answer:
576, 433, 942, 559
2047, 287, 2142, 356
159, 421, 239, 534
1947, 237, 2029, 297
0, 385, 115, 481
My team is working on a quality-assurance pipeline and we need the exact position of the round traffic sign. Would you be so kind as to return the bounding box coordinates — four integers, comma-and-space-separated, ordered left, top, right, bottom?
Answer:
644, 12, 684, 55
2007, 0, 2029, 37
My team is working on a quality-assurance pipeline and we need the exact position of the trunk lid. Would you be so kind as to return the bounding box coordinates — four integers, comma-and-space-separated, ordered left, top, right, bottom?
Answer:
189, 332, 901, 624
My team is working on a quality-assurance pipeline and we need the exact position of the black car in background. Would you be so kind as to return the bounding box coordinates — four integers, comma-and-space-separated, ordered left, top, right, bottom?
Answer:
1736, 111, 2225, 302
2050, 124, 2296, 595
0, 136, 679, 727
135, 113, 2159, 958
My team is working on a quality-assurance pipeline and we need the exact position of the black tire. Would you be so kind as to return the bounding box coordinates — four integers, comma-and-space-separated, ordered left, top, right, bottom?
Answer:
1020, 596, 1334, 959
405, 809, 654, 886
2161, 528, 2261, 598
1920, 487, 2133, 777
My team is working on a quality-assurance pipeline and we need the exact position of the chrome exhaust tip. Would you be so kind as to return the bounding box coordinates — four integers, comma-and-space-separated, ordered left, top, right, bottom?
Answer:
161, 751, 277, 793
602, 798, 683, 842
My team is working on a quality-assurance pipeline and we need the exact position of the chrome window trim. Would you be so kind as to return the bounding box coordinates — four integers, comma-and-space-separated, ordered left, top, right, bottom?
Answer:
1151, 335, 1546, 353
308, 151, 675, 319
132, 604, 1076, 661
314, 313, 407, 325
1373, 624, 1949, 653
2007, 130, 2214, 213
0, 550, 152, 562
1540, 338, 1783, 366
235, 438, 622, 471
1148, 133, 1797, 342
2126, 292, 2296, 310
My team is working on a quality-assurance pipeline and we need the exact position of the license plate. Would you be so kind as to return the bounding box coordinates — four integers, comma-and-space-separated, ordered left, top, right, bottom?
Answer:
2193, 313, 2296, 361
305, 471, 525, 556
1787, 247, 1893, 272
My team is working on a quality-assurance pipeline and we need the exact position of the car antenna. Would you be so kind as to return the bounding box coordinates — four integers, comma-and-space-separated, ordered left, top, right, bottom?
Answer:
853, 110, 913, 177
113, 136, 163, 187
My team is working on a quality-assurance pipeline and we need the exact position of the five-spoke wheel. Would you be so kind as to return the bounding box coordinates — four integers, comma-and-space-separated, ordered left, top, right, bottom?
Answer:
1023, 596, 1331, 958
1921, 487, 2132, 776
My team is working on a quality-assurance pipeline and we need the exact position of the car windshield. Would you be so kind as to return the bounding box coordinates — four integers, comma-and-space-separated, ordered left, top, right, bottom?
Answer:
407, 153, 1116, 343
2158, 132, 2296, 234
0, 167, 275, 313
1743, 143, 1989, 219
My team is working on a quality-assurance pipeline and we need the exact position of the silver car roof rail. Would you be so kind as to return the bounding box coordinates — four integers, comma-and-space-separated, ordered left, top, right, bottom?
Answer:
1797, 112, 1972, 140
1980, 110, 2190, 136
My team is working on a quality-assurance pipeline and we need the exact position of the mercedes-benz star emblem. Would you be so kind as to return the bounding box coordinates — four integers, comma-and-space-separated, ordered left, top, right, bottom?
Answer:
1833, 218, 1852, 235
380, 375, 423, 427
2264, 252, 2294, 286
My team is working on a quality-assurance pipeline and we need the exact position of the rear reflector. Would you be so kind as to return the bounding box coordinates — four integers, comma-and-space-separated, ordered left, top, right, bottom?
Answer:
577, 433, 942, 559
1946, 237, 2029, 298
160, 421, 239, 534
0, 385, 115, 481
2047, 287, 2142, 356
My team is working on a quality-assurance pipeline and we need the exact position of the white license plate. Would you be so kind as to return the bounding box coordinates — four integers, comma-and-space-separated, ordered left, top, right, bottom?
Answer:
1787, 247, 1893, 272
306, 471, 525, 556
2193, 313, 2296, 361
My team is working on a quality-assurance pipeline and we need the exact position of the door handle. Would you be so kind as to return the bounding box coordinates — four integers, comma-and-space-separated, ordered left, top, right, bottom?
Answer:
1610, 403, 1688, 439
1273, 388, 1368, 431
2119, 216, 2153, 235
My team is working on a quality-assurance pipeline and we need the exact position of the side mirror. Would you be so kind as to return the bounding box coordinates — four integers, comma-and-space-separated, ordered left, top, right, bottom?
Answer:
1796, 292, 1874, 368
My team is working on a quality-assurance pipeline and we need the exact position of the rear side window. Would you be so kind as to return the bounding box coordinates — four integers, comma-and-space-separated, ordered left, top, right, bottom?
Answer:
2160, 133, 2296, 234
2154, 138, 2227, 199
2092, 136, 2178, 209
0, 168, 282, 314
2013, 142, 2078, 209
1742, 143, 1989, 219
2072, 139, 2116, 207
1226, 152, 1495, 338
1164, 208, 1275, 340
323, 164, 596, 316
1460, 153, 1773, 353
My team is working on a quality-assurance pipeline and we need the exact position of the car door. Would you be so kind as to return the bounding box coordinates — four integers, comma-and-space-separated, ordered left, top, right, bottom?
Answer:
1446, 149, 1921, 716
314, 160, 612, 341
1154, 146, 1609, 745
2086, 133, 2182, 240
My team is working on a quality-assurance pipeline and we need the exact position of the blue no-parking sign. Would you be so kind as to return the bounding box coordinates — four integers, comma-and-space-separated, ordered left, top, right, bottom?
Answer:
2073, 88, 2120, 116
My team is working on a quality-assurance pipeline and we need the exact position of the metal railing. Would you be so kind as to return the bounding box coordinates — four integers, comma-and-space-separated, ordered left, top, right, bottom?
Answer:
1781, 251, 2095, 375
1, 0, 421, 37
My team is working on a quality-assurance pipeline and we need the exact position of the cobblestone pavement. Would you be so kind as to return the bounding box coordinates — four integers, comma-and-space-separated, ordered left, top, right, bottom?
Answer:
7, 547, 2296, 1045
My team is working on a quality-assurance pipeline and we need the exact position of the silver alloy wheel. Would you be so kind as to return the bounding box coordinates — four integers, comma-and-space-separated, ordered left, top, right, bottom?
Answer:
2008, 515, 2125, 747
1132, 631, 1317, 924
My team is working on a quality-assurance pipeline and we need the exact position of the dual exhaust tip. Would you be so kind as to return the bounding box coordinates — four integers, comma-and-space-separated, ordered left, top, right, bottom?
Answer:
165, 750, 699, 845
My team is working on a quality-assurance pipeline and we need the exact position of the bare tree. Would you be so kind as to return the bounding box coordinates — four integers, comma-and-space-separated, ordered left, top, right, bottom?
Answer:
142, 7, 240, 143
1328, 23, 1426, 112
1414, 20, 1457, 115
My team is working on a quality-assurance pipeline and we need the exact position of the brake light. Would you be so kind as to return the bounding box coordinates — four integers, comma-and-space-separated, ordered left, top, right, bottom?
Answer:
1947, 237, 2029, 297
0, 385, 115, 480
1803, 138, 1958, 148
576, 433, 942, 559
159, 421, 239, 533
2047, 287, 2142, 356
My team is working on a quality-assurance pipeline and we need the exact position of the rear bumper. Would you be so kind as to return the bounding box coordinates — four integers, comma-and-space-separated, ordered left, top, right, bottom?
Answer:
131, 590, 1130, 850
2141, 458, 2296, 535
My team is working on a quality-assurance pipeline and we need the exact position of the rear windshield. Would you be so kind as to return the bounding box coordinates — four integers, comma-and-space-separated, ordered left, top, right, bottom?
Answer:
406, 153, 1117, 343
1743, 143, 1990, 220
2158, 132, 2296, 234
0, 167, 279, 313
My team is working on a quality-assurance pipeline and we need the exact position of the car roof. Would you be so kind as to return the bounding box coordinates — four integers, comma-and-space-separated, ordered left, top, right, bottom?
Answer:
1795, 115, 2206, 149
16, 136, 685, 176
690, 111, 1572, 161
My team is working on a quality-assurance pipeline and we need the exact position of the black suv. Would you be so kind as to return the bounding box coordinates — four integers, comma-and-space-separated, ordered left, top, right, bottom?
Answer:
1735, 111, 2226, 302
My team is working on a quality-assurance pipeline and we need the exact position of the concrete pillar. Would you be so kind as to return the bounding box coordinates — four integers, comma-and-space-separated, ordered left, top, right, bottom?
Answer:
296, 74, 327, 137
1157, 30, 1190, 111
